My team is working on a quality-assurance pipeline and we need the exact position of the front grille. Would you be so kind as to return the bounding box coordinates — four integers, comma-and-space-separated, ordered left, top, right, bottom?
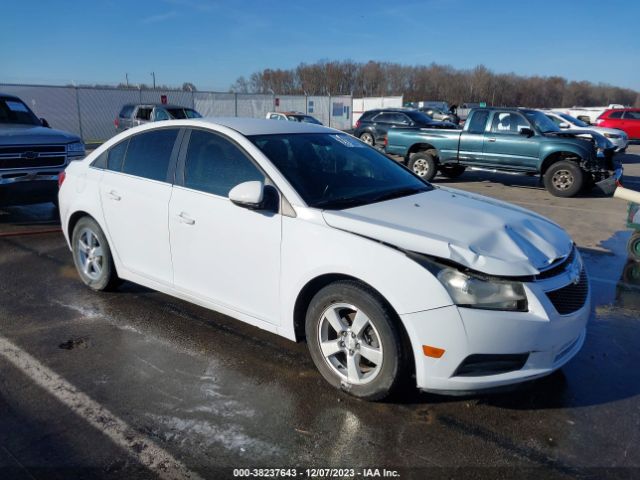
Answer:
0, 156, 66, 169
454, 353, 529, 377
546, 269, 589, 315
0, 145, 67, 170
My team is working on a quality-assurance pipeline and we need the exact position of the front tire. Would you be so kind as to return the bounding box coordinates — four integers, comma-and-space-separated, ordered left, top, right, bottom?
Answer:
71, 217, 120, 291
407, 150, 438, 182
543, 161, 584, 197
305, 281, 406, 401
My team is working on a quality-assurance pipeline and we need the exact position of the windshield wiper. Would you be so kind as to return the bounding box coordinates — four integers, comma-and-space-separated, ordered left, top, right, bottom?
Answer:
314, 196, 371, 210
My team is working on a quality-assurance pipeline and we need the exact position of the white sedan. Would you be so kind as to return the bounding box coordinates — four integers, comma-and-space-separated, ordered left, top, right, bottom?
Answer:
543, 110, 629, 152
58, 118, 590, 400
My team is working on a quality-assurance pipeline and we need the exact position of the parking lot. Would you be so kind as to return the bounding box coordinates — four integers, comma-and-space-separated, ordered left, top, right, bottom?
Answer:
0, 146, 639, 479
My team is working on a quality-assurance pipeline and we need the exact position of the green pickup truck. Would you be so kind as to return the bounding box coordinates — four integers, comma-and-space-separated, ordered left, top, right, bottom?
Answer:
385, 107, 622, 197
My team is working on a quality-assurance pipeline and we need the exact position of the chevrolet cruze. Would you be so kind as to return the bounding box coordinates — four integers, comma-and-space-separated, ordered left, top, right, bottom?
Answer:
58, 118, 590, 400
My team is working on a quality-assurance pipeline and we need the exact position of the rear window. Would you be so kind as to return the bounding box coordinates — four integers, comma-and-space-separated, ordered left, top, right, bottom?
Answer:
119, 105, 134, 118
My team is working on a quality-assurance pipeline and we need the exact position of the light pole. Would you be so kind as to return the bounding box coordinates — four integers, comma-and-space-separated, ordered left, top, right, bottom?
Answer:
151, 72, 156, 89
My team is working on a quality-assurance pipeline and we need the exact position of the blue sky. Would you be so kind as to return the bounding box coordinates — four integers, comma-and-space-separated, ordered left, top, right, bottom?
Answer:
2, 0, 639, 91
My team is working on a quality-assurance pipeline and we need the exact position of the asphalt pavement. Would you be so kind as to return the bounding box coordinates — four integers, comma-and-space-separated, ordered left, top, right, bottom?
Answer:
0, 147, 639, 479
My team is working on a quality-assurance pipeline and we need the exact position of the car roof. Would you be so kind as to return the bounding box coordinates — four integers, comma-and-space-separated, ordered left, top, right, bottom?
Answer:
189, 117, 334, 135
122, 103, 194, 109
0, 93, 22, 101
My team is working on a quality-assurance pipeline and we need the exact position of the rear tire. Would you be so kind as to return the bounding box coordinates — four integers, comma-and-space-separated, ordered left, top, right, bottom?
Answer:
543, 161, 584, 197
71, 217, 120, 291
305, 281, 406, 401
359, 132, 375, 146
439, 165, 466, 179
407, 150, 438, 182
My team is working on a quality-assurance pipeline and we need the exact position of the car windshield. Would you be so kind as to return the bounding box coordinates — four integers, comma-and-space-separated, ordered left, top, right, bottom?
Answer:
524, 110, 560, 133
0, 97, 40, 125
166, 108, 202, 119
407, 111, 435, 124
249, 133, 432, 209
559, 113, 589, 128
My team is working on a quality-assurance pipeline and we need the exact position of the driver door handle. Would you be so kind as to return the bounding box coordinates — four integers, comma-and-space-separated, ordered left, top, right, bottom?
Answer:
178, 212, 195, 225
487, 137, 497, 142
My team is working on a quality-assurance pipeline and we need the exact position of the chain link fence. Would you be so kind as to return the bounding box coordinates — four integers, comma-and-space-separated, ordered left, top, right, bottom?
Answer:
1, 84, 359, 144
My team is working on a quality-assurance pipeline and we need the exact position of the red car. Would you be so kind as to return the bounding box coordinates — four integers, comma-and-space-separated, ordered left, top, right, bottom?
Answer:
595, 108, 640, 140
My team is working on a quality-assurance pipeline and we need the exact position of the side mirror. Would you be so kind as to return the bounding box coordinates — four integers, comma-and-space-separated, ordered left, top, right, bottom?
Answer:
229, 181, 264, 209
40, 118, 50, 128
519, 127, 534, 137
558, 122, 570, 129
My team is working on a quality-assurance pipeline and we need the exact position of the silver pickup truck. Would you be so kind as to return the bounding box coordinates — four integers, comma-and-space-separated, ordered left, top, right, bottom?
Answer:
0, 93, 85, 206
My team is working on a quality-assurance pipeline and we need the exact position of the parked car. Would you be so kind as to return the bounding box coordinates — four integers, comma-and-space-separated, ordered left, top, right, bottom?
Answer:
385, 107, 621, 197
0, 93, 85, 206
595, 108, 640, 141
60, 118, 589, 400
551, 104, 625, 125
419, 107, 460, 125
266, 111, 322, 125
115, 104, 201, 132
354, 108, 458, 146
542, 110, 629, 152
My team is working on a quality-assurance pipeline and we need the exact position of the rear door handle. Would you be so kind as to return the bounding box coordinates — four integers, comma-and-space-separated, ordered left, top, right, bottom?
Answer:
487, 137, 497, 142
178, 212, 195, 225
107, 190, 121, 201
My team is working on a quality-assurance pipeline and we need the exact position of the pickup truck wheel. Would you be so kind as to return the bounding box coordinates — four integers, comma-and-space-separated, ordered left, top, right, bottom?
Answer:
359, 132, 374, 146
627, 233, 640, 262
408, 151, 437, 182
544, 161, 584, 197
439, 165, 466, 178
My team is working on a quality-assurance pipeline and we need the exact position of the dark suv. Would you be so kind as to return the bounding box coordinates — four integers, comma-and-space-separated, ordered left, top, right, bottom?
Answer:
354, 108, 458, 146
115, 103, 201, 132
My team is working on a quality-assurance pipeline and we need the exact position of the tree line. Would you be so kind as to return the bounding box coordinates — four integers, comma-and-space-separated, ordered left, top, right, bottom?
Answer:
230, 60, 639, 108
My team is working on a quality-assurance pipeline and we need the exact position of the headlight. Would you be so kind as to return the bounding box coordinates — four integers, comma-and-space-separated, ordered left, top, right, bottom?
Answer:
410, 254, 528, 311
603, 133, 620, 139
67, 142, 85, 154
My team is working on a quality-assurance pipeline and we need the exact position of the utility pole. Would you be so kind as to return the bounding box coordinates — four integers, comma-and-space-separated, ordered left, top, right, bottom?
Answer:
151, 72, 156, 89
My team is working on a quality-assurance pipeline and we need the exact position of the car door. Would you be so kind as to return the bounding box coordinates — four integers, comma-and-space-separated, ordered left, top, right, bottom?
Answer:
370, 113, 395, 144
168, 128, 282, 325
458, 110, 490, 164
482, 111, 540, 170
623, 111, 640, 139
99, 128, 181, 285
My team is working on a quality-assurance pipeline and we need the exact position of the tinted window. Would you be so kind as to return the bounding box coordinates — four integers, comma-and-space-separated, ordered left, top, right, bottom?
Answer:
609, 111, 623, 119
373, 113, 394, 123
623, 111, 640, 120
107, 139, 129, 171
0, 97, 40, 125
468, 111, 489, 133
136, 107, 152, 120
250, 133, 431, 209
91, 151, 107, 169
153, 108, 170, 121
119, 105, 134, 118
121, 129, 178, 181
184, 130, 264, 196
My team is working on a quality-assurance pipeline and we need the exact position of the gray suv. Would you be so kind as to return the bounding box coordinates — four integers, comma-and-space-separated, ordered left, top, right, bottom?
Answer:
0, 93, 85, 206
115, 103, 201, 132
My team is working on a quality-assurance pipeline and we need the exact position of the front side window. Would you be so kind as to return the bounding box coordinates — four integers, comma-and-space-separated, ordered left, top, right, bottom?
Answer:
491, 112, 530, 134
121, 129, 179, 181
250, 133, 431, 210
153, 108, 170, 121
183, 130, 264, 197
623, 111, 640, 120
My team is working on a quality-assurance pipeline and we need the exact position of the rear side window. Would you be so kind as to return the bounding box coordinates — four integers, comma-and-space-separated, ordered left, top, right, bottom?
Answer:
468, 111, 489, 133
119, 105, 134, 118
91, 151, 107, 169
107, 139, 129, 171
608, 111, 623, 119
136, 107, 152, 120
373, 113, 394, 123
183, 129, 264, 197
121, 129, 179, 182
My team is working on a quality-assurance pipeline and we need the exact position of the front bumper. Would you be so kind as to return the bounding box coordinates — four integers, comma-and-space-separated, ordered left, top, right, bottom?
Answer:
0, 173, 61, 206
401, 271, 591, 393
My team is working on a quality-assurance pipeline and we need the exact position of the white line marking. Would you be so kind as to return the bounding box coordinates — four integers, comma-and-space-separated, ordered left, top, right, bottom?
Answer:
0, 335, 203, 480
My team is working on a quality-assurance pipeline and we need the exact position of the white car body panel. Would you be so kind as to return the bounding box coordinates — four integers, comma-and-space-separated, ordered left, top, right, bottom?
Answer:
59, 118, 591, 393
544, 110, 629, 151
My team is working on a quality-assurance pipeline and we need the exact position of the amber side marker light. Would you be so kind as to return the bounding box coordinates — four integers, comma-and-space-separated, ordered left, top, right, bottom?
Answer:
422, 345, 445, 358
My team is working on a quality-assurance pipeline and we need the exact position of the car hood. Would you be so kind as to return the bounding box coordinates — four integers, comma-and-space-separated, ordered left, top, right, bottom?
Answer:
0, 124, 81, 145
322, 187, 573, 277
